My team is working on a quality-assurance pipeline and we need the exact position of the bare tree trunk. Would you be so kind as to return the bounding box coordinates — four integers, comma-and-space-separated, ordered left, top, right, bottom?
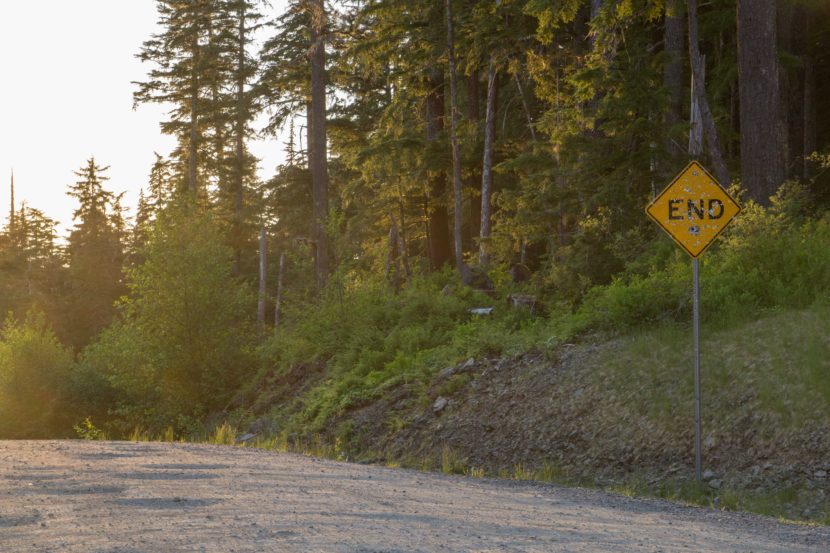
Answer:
395, 181, 412, 278
728, 82, 739, 160
274, 252, 285, 329
188, 35, 200, 197
425, 69, 452, 269
777, 1, 794, 178
689, 60, 704, 157
514, 70, 536, 256
663, 0, 685, 160
737, 0, 785, 204
306, 102, 313, 165
803, 57, 816, 179
232, 4, 247, 275
465, 72, 481, 252
309, 0, 330, 288
257, 224, 267, 331
514, 73, 536, 143
553, 70, 567, 250
9, 170, 14, 232
589, 0, 603, 51
782, 4, 808, 180
397, 222, 411, 278
479, 59, 497, 267
688, 0, 730, 187
445, 0, 465, 273
422, 196, 432, 263
385, 217, 402, 293
206, 15, 227, 199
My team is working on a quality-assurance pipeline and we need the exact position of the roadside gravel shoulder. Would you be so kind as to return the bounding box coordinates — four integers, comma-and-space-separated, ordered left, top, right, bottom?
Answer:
0, 440, 827, 552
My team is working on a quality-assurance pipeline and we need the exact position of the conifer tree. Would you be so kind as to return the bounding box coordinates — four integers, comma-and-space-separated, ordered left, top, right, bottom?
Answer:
135, 0, 223, 196
228, 1, 263, 274
65, 159, 125, 349
0, 200, 65, 334
445, 0, 464, 273
308, 0, 330, 288
147, 153, 176, 213
258, 2, 312, 136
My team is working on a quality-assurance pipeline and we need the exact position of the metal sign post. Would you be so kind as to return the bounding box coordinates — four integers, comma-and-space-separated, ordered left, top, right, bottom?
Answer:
646, 161, 740, 481
692, 258, 701, 481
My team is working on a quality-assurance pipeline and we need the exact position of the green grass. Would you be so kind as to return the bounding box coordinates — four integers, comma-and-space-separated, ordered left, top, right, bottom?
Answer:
209, 422, 237, 445
591, 303, 830, 434
441, 445, 468, 475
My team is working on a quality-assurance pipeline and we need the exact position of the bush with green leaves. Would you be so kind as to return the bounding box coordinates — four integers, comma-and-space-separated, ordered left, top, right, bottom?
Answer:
254, 269, 556, 433
78, 205, 256, 434
574, 188, 830, 332
0, 312, 75, 438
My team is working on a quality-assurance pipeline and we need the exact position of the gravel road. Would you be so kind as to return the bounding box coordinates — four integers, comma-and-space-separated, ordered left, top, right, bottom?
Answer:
0, 441, 827, 552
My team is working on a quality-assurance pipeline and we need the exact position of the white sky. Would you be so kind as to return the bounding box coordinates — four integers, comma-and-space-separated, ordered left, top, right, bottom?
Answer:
0, 1, 287, 234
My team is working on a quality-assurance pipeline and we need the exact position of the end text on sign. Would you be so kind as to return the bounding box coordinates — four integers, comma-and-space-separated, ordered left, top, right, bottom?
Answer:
668, 199, 725, 221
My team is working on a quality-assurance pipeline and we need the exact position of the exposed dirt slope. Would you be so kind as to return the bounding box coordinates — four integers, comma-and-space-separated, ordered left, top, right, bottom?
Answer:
332, 339, 829, 519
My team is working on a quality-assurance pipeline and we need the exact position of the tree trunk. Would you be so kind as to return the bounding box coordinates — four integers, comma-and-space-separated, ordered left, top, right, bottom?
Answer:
306, 102, 313, 167
514, 73, 537, 143
781, 3, 808, 180
233, 4, 247, 275
188, 35, 200, 197
737, 0, 785, 204
803, 57, 816, 179
257, 225, 267, 331
688, 0, 730, 187
689, 55, 705, 158
445, 0, 465, 273
777, 1, 794, 178
589, 0, 603, 52
207, 16, 227, 198
9, 170, 14, 233
385, 217, 402, 293
393, 183, 412, 279
663, 0, 685, 160
689, 63, 704, 158
465, 71, 481, 253
425, 69, 452, 270
309, 0, 330, 287
274, 252, 285, 329
479, 59, 497, 267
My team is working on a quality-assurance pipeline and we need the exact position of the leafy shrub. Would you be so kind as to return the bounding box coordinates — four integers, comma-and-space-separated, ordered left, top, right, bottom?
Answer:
574, 202, 830, 331
78, 206, 256, 434
255, 197, 830, 438
73, 418, 106, 440
0, 311, 75, 438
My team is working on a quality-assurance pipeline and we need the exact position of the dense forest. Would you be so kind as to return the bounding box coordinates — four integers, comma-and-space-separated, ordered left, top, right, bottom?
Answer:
1, 0, 830, 439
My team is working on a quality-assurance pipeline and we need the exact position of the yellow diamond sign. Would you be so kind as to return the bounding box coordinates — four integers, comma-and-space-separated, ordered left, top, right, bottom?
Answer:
646, 161, 741, 258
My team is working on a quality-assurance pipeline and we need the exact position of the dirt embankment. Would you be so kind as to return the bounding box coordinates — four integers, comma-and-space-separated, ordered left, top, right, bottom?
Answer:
283, 340, 830, 520
1, 440, 828, 552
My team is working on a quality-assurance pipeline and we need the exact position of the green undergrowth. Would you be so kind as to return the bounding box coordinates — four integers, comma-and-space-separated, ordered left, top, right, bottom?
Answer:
606, 475, 828, 525
248, 272, 559, 434
249, 201, 830, 439
574, 194, 830, 333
